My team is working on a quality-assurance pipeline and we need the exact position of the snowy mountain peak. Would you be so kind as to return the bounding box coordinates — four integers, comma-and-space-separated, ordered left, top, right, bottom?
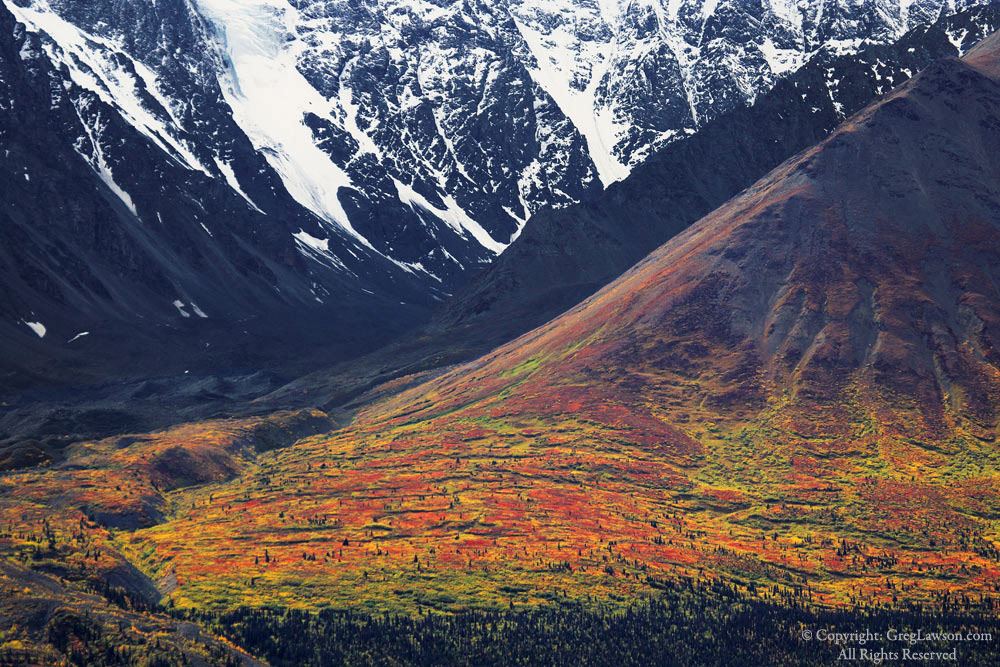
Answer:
2, 0, 991, 291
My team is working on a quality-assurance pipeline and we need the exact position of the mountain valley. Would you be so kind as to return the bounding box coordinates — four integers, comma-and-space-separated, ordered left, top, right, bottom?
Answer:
4, 2, 1000, 665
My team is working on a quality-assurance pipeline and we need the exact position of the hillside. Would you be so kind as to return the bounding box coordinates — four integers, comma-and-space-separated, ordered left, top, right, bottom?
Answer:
92, 30, 1000, 621
249, 5, 1000, 424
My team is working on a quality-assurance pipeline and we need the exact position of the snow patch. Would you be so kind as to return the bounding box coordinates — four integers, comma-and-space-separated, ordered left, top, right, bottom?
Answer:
338, 57, 383, 160
5, 0, 210, 174
900, 0, 916, 27
293, 229, 330, 253
213, 157, 264, 213
193, 0, 367, 244
512, 14, 630, 187
595, 0, 623, 25
758, 37, 802, 76
95, 159, 138, 216
23, 321, 46, 338
172, 300, 191, 318
293, 229, 354, 274
947, 27, 970, 54
701, 0, 721, 22
769, 0, 804, 33
394, 179, 505, 254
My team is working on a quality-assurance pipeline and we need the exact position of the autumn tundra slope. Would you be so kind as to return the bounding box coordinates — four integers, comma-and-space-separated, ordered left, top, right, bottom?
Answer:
110, 32, 1000, 620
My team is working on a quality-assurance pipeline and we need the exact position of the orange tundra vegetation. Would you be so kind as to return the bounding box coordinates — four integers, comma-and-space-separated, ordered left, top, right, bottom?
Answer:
6, 28, 1000, 648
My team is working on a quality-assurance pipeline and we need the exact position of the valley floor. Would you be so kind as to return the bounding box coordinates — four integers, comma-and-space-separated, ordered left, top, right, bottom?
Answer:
2, 390, 1000, 665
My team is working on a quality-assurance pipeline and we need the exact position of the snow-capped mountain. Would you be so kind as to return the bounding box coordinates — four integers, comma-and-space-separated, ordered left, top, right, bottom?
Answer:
0, 0, 993, 387
2, 0, 989, 286
194, 0, 991, 266
435, 3, 1000, 354
0, 0, 437, 387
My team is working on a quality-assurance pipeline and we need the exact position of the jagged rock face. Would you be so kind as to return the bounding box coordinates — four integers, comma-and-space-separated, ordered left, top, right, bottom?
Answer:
199, 0, 992, 250
0, 0, 434, 386
3, 1, 989, 279
0, 0, 990, 385
434, 6, 1000, 347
